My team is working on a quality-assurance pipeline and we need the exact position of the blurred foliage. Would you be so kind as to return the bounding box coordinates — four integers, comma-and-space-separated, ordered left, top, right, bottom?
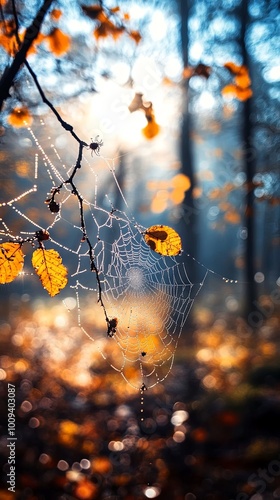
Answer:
0, 298, 280, 498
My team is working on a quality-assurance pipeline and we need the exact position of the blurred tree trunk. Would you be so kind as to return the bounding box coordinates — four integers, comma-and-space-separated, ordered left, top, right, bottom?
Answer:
240, 0, 257, 317
178, 0, 197, 282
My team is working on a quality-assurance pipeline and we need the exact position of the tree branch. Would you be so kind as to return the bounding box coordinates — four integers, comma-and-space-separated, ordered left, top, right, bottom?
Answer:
0, 0, 54, 110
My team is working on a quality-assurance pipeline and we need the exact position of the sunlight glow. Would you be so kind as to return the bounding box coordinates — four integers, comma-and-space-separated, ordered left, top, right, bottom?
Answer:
195, 91, 216, 111
264, 66, 280, 83
171, 410, 189, 426
144, 486, 161, 498
148, 10, 168, 41
164, 56, 183, 79
189, 41, 203, 62
112, 61, 131, 85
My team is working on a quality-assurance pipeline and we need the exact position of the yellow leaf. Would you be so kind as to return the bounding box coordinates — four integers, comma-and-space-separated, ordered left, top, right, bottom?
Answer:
144, 225, 182, 256
32, 248, 67, 297
0, 243, 24, 284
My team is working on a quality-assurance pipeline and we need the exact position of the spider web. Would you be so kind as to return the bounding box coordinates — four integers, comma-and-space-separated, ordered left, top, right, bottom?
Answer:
71, 213, 208, 389
0, 123, 210, 390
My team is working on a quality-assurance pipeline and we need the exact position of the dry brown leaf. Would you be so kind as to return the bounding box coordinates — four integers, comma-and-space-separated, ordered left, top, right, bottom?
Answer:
128, 92, 144, 113
32, 248, 68, 297
0, 243, 24, 284
81, 4, 103, 20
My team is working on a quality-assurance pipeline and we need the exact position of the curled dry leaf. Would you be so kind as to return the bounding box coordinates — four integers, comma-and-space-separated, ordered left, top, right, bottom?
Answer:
144, 225, 182, 256
128, 92, 144, 113
32, 248, 68, 297
0, 243, 24, 284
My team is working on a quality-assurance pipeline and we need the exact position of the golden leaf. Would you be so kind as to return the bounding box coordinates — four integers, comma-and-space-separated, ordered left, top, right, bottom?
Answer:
144, 225, 182, 256
32, 248, 67, 297
0, 243, 24, 284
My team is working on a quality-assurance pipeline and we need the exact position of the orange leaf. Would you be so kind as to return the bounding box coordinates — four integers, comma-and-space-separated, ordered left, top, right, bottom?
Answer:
142, 119, 160, 140
144, 225, 182, 256
110, 6, 120, 13
224, 62, 244, 75
0, 19, 18, 56
50, 9, 62, 21
129, 30, 141, 44
221, 83, 239, 98
32, 248, 68, 297
0, 243, 24, 284
45, 28, 70, 56
235, 72, 251, 89
7, 107, 33, 128
235, 86, 253, 101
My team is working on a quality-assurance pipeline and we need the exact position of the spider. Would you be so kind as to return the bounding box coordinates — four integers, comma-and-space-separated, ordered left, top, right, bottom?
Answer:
88, 135, 103, 156
107, 317, 118, 337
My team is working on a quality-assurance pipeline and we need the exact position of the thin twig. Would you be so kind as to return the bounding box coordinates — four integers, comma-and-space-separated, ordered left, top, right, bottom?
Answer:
5, 0, 109, 327
0, 0, 54, 110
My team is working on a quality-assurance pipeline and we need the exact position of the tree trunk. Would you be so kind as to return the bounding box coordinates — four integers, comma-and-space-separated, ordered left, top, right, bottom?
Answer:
240, 0, 257, 317
178, 0, 197, 280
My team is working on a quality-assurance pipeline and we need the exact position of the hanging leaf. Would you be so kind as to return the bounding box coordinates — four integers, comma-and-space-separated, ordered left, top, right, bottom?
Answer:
142, 106, 160, 139
32, 248, 68, 297
0, 243, 24, 284
142, 119, 160, 140
144, 225, 182, 256
128, 92, 144, 113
